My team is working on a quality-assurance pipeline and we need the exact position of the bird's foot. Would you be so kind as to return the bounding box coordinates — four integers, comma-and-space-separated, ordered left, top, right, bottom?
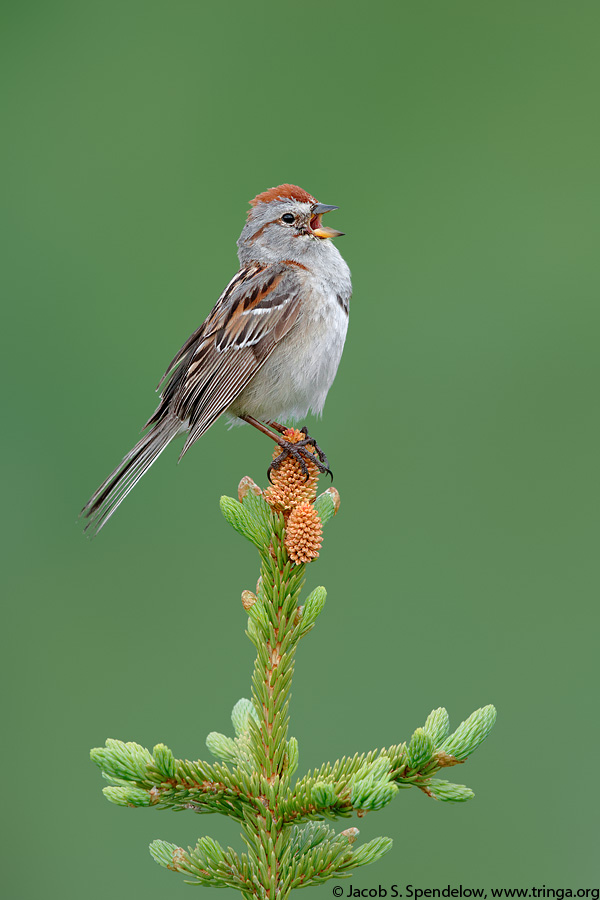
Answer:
267, 426, 332, 483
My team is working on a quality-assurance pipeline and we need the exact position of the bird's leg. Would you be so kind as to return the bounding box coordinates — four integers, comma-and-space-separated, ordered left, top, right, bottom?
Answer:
267, 420, 287, 434
241, 416, 333, 482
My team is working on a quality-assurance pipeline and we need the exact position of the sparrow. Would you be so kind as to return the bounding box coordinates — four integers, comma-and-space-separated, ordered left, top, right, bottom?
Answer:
82, 184, 351, 534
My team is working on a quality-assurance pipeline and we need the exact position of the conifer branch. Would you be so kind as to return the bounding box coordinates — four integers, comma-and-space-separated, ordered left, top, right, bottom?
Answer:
91, 429, 496, 896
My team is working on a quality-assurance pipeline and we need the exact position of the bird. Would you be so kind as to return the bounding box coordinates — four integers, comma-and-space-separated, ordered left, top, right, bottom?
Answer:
81, 183, 351, 535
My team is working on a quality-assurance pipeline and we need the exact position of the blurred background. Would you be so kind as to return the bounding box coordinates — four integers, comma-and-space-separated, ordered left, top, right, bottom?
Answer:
2, 1, 599, 897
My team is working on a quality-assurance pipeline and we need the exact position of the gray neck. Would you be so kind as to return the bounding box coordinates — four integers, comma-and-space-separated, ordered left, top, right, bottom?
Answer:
237, 223, 351, 293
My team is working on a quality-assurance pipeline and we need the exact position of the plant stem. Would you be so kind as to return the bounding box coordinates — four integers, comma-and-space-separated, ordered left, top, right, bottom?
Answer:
244, 512, 305, 899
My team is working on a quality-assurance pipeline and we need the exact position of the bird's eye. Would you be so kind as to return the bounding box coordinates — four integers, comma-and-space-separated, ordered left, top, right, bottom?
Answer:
281, 213, 295, 224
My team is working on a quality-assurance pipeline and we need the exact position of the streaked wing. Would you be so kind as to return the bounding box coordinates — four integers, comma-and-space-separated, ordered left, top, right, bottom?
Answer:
146, 261, 306, 455
156, 264, 265, 392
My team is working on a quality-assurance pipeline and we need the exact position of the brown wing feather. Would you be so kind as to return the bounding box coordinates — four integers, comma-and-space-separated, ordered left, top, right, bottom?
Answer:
146, 262, 305, 454
155, 263, 266, 392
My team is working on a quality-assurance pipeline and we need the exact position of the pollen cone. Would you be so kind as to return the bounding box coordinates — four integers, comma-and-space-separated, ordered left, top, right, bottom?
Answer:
285, 501, 323, 565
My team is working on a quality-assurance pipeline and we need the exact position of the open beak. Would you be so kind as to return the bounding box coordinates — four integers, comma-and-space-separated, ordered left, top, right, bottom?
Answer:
310, 203, 345, 239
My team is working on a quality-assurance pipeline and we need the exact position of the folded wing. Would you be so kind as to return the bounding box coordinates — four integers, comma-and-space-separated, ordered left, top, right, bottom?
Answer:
146, 261, 306, 454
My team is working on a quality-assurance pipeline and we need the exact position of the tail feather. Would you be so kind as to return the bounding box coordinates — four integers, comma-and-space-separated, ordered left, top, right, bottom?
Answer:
81, 416, 183, 535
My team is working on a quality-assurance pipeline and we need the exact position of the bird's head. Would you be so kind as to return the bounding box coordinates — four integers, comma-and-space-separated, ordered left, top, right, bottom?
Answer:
237, 184, 344, 265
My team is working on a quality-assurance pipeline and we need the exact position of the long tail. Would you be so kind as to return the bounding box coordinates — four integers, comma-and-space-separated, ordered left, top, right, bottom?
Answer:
81, 415, 183, 535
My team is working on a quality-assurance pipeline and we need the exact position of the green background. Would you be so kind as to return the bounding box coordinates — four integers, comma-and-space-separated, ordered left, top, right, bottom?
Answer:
2, 1, 599, 897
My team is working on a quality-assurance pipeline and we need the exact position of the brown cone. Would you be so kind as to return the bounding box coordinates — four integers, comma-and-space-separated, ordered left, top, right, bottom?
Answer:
285, 501, 323, 565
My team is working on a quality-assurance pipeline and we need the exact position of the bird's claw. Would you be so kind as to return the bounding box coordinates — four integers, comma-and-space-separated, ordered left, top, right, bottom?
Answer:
267, 428, 333, 483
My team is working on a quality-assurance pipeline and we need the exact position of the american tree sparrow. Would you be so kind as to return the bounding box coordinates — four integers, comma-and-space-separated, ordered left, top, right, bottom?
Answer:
82, 184, 351, 534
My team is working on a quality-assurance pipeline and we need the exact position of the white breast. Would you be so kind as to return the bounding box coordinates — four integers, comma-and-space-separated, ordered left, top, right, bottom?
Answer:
232, 280, 350, 424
